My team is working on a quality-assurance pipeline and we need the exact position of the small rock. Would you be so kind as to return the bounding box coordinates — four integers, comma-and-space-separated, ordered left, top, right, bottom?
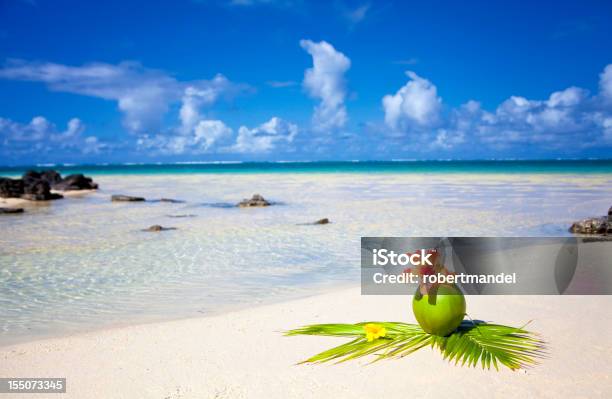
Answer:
569, 205, 612, 236
297, 218, 331, 226
167, 214, 196, 218
569, 216, 610, 235
111, 195, 146, 202
0, 207, 24, 214
159, 198, 184, 203
143, 225, 176, 232
237, 194, 271, 207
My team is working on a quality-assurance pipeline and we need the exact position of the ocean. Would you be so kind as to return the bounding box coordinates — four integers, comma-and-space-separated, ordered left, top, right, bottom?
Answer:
2, 159, 612, 176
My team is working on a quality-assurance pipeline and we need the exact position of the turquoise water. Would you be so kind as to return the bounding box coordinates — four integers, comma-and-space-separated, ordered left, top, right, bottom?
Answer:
1, 171, 612, 346
2, 160, 612, 176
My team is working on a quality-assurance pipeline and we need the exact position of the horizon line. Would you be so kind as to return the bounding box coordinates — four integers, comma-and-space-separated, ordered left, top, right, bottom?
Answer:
1, 158, 612, 169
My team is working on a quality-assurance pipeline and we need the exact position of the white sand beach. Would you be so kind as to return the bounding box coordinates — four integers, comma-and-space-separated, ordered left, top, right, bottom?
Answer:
0, 190, 97, 208
0, 197, 29, 207
1, 288, 611, 398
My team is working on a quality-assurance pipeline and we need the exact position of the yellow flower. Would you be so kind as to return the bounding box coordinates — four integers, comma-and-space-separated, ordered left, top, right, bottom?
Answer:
364, 323, 387, 342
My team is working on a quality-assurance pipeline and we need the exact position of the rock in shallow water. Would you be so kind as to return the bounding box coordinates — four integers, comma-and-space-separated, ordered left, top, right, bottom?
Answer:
21, 171, 63, 200
297, 218, 331, 226
142, 225, 177, 232
0, 178, 24, 198
237, 194, 271, 207
0, 207, 24, 214
158, 198, 184, 203
40, 170, 62, 186
0, 169, 97, 201
52, 174, 98, 191
111, 195, 146, 202
23, 178, 63, 201
569, 206, 612, 235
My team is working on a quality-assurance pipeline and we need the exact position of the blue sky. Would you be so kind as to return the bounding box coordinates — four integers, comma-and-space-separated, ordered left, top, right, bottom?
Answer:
1, 0, 612, 164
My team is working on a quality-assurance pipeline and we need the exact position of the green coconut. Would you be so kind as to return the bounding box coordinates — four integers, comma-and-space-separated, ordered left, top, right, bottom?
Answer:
412, 283, 466, 336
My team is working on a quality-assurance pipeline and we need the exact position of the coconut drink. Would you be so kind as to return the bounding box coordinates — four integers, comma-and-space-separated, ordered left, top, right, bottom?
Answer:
412, 283, 466, 336
407, 248, 466, 336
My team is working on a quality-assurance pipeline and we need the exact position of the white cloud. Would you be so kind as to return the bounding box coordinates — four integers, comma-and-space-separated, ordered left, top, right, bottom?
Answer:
300, 39, 351, 132
0, 116, 81, 142
179, 76, 231, 134
547, 86, 588, 107
344, 4, 370, 25
52, 117, 86, 141
381, 64, 612, 152
432, 129, 464, 150
0, 60, 244, 134
480, 88, 591, 141
602, 117, 612, 142
193, 120, 233, 150
600, 64, 612, 101
146, 77, 236, 154
228, 117, 298, 153
382, 71, 442, 130
138, 119, 233, 155
139, 115, 297, 155
0, 116, 106, 156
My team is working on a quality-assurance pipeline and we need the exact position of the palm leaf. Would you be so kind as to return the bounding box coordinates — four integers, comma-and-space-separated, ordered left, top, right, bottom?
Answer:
285, 320, 545, 371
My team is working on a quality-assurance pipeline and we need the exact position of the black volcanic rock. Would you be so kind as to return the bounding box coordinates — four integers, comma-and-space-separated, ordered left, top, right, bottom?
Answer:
1, 169, 97, 201
111, 194, 146, 202
21, 192, 63, 201
21, 173, 62, 201
158, 198, 184, 203
297, 218, 331, 226
237, 194, 271, 207
569, 206, 612, 236
40, 170, 62, 186
22, 170, 43, 186
0, 207, 24, 214
53, 174, 98, 191
0, 178, 24, 198
142, 225, 177, 232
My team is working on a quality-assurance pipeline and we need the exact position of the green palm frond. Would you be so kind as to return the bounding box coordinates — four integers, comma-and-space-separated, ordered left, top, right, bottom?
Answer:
285, 320, 545, 371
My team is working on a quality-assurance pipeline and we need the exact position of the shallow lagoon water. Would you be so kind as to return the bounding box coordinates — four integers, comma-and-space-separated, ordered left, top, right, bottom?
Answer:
1, 172, 611, 345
